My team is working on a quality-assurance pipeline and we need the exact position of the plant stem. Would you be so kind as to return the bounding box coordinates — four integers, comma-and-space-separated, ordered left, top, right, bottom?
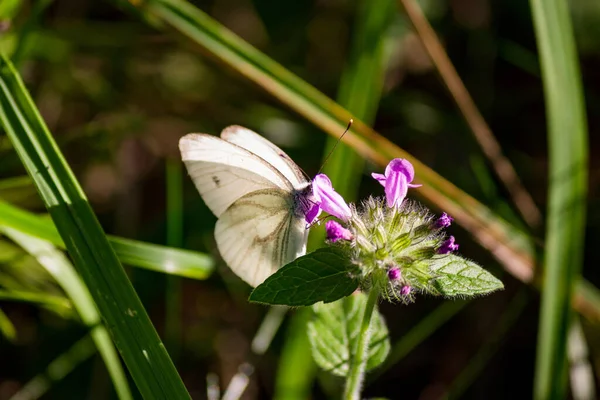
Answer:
344, 286, 380, 400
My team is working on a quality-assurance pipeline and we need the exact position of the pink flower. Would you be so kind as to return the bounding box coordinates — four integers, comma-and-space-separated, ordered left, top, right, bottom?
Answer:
312, 174, 352, 221
372, 159, 421, 208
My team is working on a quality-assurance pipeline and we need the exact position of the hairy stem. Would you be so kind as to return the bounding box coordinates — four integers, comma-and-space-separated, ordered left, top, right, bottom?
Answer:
344, 286, 380, 400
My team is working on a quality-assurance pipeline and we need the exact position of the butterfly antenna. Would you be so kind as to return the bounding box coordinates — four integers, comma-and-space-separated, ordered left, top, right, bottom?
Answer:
316, 119, 353, 175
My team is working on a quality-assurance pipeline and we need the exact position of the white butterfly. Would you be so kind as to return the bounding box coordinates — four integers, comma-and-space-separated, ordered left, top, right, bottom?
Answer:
179, 126, 314, 287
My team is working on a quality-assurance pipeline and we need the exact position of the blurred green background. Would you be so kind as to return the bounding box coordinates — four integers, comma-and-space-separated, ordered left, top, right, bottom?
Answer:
0, 0, 598, 399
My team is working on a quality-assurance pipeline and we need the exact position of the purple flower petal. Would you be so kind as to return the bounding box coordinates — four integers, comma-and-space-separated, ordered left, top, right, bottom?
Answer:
385, 169, 408, 208
312, 174, 352, 221
434, 212, 454, 229
325, 220, 353, 242
401, 286, 412, 296
305, 203, 321, 224
386, 158, 415, 182
438, 236, 459, 254
371, 173, 386, 187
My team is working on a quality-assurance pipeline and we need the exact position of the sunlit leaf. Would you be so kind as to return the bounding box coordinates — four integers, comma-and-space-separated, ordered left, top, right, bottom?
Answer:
428, 255, 504, 297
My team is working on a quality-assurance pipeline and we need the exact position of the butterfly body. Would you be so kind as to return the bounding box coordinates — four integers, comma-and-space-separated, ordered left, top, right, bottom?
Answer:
180, 126, 313, 287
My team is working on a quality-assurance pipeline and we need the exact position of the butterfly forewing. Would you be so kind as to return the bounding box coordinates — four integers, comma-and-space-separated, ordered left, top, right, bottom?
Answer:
221, 126, 309, 188
214, 189, 307, 287
179, 133, 293, 217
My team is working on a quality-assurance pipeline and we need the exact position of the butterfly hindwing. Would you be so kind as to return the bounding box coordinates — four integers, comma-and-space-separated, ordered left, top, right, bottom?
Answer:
214, 189, 307, 287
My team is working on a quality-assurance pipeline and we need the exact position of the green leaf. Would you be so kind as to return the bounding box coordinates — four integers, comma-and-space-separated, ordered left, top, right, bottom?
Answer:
249, 248, 359, 307
429, 254, 504, 296
307, 293, 390, 377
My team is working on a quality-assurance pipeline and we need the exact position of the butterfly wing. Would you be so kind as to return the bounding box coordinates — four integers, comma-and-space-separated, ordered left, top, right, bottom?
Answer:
179, 133, 293, 217
214, 189, 307, 287
220, 126, 309, 188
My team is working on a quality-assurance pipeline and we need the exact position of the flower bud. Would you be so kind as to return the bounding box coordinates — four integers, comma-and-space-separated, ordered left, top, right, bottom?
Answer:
401, 286, 412, 296
388, 267, 401, 281
434, 212, 453, 229
438, 236, 459, 254
325, 220, 353, 242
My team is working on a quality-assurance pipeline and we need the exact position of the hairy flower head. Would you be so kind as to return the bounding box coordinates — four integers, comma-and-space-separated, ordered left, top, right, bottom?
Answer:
328, 197, 458, 303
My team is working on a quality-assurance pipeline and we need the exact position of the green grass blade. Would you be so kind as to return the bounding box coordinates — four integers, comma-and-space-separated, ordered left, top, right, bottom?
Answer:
529, 0, 589, 398
0, 199, 213, 279
1, 227, 133, 400
0, 289, 72, 314
274, 308, 317, 400
165, 158, 183, 360
0, 56, 190, 399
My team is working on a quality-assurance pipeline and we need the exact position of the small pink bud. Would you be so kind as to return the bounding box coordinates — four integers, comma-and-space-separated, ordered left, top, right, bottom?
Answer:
387, 267, 401, 281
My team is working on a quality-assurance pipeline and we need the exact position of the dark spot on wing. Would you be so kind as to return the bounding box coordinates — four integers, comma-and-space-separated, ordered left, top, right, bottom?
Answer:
212, 176, 221, 187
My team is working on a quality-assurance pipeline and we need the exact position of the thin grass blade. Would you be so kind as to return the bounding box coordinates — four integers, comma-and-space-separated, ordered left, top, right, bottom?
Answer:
529, 0, 589, 398
274, 308, 317, 400
165, 158, 183, 360
0, 199, 213, 279
0, 289, 72, 314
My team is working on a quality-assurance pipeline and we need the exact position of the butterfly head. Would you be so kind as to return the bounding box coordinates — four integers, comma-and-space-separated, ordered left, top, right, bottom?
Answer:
294, 182, 319, 223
